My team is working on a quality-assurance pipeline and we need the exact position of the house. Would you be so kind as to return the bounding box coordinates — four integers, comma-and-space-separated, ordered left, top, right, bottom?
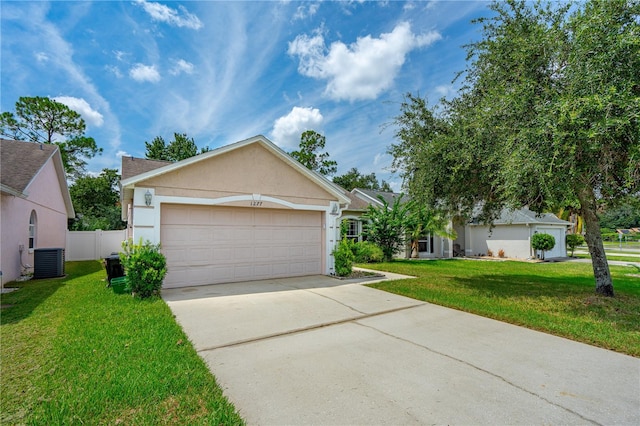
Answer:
1, 139, 75, 284
453, 208, 571, 259
338, 188, 453, 258
341, 190, 570, 261
616, 228, 640, 241
120, 135, 350, 288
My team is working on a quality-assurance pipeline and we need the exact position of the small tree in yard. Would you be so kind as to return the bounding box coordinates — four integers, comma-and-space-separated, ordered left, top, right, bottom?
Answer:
532, 233, 556, 260
120, 239, 167, 298
362, 195, 410, 262
566, 234, 585, 257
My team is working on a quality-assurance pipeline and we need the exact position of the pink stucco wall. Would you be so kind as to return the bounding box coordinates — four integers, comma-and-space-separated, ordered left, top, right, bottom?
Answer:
1, 159, 69, 284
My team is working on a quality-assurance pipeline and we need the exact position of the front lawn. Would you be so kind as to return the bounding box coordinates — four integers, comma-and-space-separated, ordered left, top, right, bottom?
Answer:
574, 252, 640, 263
364, 260, 640, 357
0, 261, 244, 425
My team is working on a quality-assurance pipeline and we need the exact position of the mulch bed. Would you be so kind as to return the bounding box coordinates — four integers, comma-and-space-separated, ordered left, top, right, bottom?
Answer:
332, 269, 385, 281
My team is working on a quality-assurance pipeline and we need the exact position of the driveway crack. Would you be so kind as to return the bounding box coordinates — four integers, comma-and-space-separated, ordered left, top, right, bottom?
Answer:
196, 303, 426, 352
354, 321, 602, 426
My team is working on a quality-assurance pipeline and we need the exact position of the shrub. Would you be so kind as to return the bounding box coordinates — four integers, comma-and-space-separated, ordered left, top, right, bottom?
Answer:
333, 239, 355, 277
566, 234, 585, 256
351, 241, 384, 263
120, 239, 167, 298
487, 249, 494, 257
498, 249, 505, 258
531, 233, 555, 260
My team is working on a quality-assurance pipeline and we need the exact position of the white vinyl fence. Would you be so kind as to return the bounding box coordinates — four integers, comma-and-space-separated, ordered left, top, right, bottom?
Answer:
66, 229, 127, 261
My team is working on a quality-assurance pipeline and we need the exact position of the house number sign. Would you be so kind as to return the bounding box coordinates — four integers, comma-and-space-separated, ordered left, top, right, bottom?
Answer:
251, 194, 262, 206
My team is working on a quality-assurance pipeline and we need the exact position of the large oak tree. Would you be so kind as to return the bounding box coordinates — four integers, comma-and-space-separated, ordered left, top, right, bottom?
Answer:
390, 0, 639, 296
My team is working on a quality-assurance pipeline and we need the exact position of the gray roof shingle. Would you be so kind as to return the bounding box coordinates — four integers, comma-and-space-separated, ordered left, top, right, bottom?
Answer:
1, 139, 58, 194
483, 208, 571, 226
353, 188, 402, 205
121, 156, 172, 180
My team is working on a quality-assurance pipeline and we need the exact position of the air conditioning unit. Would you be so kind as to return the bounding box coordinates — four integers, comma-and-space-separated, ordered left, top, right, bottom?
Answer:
34, 248, 65, 279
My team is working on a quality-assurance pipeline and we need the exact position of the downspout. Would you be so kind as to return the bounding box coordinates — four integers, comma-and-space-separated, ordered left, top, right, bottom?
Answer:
127, 203, 133, 239
527, 223, 533, 259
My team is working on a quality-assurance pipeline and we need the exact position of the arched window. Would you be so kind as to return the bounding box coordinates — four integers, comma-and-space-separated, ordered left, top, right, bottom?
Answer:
28, 210, 37, 249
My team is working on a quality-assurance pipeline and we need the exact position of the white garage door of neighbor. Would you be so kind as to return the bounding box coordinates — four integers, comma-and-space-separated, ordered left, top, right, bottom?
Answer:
160, 204, 323, 288
537, 227, 566, 259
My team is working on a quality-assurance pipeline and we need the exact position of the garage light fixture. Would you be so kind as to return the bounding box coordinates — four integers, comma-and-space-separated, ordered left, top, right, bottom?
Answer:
144, 189, 152, 206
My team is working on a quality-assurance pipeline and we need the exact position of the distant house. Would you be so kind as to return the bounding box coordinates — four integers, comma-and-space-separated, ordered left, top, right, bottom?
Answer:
338, 188, 453, 258
340, 191, 570, 260
454, 208, 571, 259
1, 139, 74, 284
616, 228, 640, 241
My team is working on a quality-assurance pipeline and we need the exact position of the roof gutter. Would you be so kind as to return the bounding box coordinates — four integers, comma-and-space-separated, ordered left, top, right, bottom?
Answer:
0, 184, 27, 198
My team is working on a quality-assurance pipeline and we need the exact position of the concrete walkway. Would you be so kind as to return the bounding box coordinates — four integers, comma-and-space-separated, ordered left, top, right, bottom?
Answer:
163, 274, 639, 425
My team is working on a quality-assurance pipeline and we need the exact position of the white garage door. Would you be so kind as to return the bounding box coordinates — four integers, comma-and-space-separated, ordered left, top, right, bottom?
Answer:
160, 204, 323, 288
537, 227, 566, 259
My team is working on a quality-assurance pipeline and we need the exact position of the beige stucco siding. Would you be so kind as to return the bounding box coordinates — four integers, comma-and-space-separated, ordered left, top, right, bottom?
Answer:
140, 143, 336, 207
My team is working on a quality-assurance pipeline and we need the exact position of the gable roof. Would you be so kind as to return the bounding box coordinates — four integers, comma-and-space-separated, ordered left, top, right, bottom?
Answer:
352, 188, 403, 207
121, 156, 171, 180
120, 135, 350, 205
1, 139, 74, 218
472, 207, 571, 227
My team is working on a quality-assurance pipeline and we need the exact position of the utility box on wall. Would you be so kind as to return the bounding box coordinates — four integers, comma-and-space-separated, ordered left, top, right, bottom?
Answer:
34, 248, 65, 278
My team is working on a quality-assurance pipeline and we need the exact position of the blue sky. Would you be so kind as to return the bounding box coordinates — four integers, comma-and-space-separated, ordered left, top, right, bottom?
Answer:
1, 1, 491, 190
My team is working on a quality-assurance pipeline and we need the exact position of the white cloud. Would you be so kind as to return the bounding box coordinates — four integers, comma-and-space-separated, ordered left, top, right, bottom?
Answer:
35, 51, 49, 62
52, 96, 104, 127
293, 2, 320, 20
113, 50, 127, 61
434, 84, 456, 99
271, 106, 324, 148
116, 150, 130, 158
373, 152, 390, 166
289, 22, 442, 101
170, 59, 194, 75
135, 0, 203, 30
129, 63, 161, 83
105, 65, 123, 78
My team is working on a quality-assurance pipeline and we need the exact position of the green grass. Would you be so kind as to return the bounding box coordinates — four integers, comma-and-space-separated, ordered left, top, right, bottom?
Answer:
600, 241, 640, 250
363, 259, 640, 357
1, 261, 244, 425
574, 253, 640, 263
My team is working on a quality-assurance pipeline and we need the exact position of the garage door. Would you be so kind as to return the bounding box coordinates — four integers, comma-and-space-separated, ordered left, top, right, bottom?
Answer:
537, 227, 566, 259
160, 204, 323, 288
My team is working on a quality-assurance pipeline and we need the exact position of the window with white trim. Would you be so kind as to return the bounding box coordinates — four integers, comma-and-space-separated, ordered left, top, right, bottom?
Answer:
344, 219, 361, 242
28, 210, 37, 249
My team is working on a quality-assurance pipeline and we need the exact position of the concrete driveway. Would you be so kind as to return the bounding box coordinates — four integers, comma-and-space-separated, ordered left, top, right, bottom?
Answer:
163, 273, 640, 425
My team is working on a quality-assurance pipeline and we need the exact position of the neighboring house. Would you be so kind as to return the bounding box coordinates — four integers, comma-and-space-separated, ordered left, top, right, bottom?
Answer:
120, 135, 350, 288
1, 139, 75, 284
338, 188, 453, 258
617, 228, 639, 241
341, 190, 570, 261
453, 208, 571, 259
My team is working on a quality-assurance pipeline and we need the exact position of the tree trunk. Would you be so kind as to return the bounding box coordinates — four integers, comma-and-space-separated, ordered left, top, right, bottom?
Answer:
578, 187, 614, 297
411, 240, 419, 258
